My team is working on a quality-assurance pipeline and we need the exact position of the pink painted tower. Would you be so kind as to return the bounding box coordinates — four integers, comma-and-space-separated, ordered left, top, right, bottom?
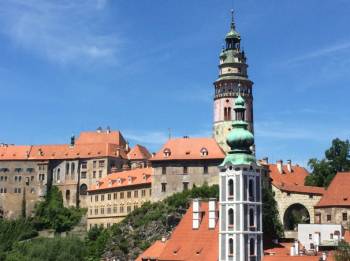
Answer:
213, 10, 254, 153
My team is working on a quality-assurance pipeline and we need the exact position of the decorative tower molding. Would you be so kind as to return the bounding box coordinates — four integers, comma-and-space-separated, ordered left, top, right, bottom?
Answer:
218, 96, 263, 261
213, 10, 254, 153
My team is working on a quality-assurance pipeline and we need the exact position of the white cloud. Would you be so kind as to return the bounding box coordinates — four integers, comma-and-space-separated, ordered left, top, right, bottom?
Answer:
0, 0, 120, 65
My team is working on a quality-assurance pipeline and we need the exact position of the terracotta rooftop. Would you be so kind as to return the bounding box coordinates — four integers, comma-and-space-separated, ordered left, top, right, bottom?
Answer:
316, 172, 350, 208
128, 144, 152, 160
151, 137, 225, 161
75, 130, 126, 146
88, 167, 152, 192
135, 240, 168, 261
137, 201, 218, 261
264, 162, 325, 195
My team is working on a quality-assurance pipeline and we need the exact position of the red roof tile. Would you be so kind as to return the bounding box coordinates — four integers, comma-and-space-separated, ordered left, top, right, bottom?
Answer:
316, 172, 350, 208
135, 240, 168, 261
75, 130, 126, 146
138, 201, 219, 261
266, 163, 324, 195
128, 144, 152, 160
88, 167, 152, 192
151, 138, 225, 161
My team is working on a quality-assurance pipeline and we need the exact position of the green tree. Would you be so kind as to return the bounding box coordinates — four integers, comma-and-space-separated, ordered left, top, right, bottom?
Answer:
334, 241, 350, 261
305, 138, 350, 187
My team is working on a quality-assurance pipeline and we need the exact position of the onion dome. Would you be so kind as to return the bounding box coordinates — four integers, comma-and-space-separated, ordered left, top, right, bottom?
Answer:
221, 95, 256, 166
225, 10, 240, 41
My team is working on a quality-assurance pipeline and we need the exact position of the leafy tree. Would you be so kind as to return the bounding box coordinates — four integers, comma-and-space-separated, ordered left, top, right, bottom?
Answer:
335, 241, 350, 261
85, 226, 111, 260
32, 186, 85, 232
305, 138, 350, 187
262, 187, 283, 243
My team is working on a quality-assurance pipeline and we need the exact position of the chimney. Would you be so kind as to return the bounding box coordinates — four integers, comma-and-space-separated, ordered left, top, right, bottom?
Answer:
287, 160, 293, 173
276, 160, 283, 174
70, 135, 75, 147
96, 127, 102, 133
208, 198, 216, 229
261, 157, 268, 164
192, 199, 201, 229
294, 240, 299, 256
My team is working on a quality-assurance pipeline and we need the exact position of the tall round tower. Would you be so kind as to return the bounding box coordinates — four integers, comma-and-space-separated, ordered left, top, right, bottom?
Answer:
213, 11, 254, 153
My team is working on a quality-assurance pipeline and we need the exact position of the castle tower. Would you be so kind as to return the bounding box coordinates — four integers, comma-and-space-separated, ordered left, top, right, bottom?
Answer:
218, 96, 263, 261
213, 11, 254, 153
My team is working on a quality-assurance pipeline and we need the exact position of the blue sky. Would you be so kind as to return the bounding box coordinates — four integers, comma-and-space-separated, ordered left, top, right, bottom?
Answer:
0, 0, 349, 166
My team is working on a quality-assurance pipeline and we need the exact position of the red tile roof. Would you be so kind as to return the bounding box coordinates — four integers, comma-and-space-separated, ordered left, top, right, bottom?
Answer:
151, 137, 225, 161
135, 240, 168, 261
266, 163, 325, 195
137, 201, 218, 261
316, 172, 350, 208
88, 167, 152, 192
128, 144, 152, 160
0, 143, 126, 160
75, 130, 126, 146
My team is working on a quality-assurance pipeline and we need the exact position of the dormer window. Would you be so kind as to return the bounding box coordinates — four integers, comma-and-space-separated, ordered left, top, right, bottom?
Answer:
108, 180, 112, 187
128, 176, 132, 183
163, 148, 171, 157
117, 178, 121, 184
200, 148, 208, 157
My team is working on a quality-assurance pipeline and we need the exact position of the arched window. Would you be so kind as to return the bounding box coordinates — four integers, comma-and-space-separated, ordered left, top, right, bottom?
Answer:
200, 148, 208, 156
80, 184, 88, 195
248, 179, 254, 201
228, 179, 234, 198
228, 208, 234, 227
163, 148, 171, 157
227, 107, 231, 120
249, 208, 255, 227
229, 238, 234, 256
71, 163, 75, 175
57, 168, 61, 182
249, 238, 255, 256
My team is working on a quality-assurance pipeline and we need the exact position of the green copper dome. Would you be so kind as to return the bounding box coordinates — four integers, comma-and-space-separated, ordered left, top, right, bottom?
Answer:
226, 27, 240, 40
220, 95, 256, 166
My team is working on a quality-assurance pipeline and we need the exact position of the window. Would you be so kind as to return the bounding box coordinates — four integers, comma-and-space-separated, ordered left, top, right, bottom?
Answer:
81, 161, 87, 169
71, 163, 75, 175
287, 192, 291, 196
107, 207, 111, 214
310, 243, 315, 250
228, 208, 234, 227
120, 206, 124, 213
113, 206, 117, 213
161, 183, 167, 193
141, 189, 146, 197
200, 148, 208, 157
183, 166, 188, 174
343, 213, 348, 221
162, 167, 166, 175
183, 182, 189, 191
248, 179, 254, 201
120, 192, 124, 199
66, 163, 69, 175
327, 214, 332, 222
249, 238, 255, 256
95, 195, 98, 202
309, 194, 313, 199
108, 194, 111, 200
66, 190, 70, 201
113, 193, 117, 200
229, 238, 234, 256
127, 206, 131, 213
127, 191, 131, 198
93, 161, 96, 168
228, 179, 234, 198
93, 171, 96, 178
134, 190, 138, 198
309, 234, 312, 240
95, 208, 98, 215
99, 160, 105, 168
101, 208, 104, 214
79, 184, 88, 195
203, 166, 208, 174
249, 208, 255, 227
163, 148, 171, 157
101, 195, 105, 201
81, 171, 87, 179
99, 170, 102, 178
39, 174, 45, 181
330, 233, 334, 239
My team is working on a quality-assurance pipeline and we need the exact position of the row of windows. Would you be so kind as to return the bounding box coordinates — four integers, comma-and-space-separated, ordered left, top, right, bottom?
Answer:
91, 189, 150, 202
228, 237, 256, 256
0, 175, 37, 183
227, 207, 256, 228
89, 223, 114, 230
0, 167, 35, 173
161, 166, 209, 175
163, 148, 209, 158
227, 178, 256, 202
81, 160, 105, 169
323, 213, 348, 222
161, 182, 194, 193
89, 204, 139, 215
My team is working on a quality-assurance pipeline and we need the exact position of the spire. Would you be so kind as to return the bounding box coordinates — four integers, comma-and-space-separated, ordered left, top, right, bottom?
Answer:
230, 9, 236, 30
220, 95, 255, 166
225, 9, 240, 47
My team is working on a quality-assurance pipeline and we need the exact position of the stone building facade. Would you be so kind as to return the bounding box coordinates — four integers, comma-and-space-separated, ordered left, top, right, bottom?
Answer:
314, 172, 350, 229
0, 129, 131, 219
87, 167, 152, 229
150, 137, 225, 201
213, 11, 254, 153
